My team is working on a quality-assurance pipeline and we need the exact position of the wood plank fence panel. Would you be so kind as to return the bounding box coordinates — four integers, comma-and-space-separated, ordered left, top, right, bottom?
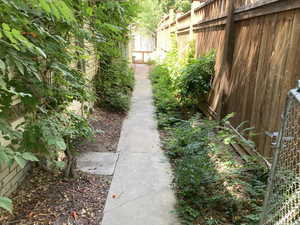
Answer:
235, 0, 262, 9
177, 33, 190, 56
177, 13, 191, 29
195, 0, 229, 21
156, 0, 300, 158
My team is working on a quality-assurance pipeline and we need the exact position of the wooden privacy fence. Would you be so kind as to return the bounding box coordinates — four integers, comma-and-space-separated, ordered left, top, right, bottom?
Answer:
156, 0, 300, 158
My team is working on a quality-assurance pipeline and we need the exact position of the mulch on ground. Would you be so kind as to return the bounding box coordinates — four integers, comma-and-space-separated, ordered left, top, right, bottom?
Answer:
79, 107, 126, 153
0, 107, 126, 225
0, 168, 111, 225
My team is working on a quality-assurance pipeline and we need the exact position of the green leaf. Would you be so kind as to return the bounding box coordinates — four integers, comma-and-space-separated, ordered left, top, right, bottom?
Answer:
32, 71, 42, 81
35, 47, 47, 58
39, 0, 51, 14
86, 7, 93, 17
11, 29, 25, 42
7, 158, 14, 168
48, 136, 66, 150
0, 59, 6, 74
3, 30, 17, 44
0, 149, 9, 164
224, 137, 233, 145
15, 61, 24, 75
54, 160, 65, 168
14, 155, 27, 168
223, 113, 235, 122
0, 77, 7, 91
11, 44, 20, 51
22, 152, 39, 162
55, 1, 76, 22
2, 24, 18, 45
0, 197, 13, 214
2, 23, 10, 31
51, 3, 61, 20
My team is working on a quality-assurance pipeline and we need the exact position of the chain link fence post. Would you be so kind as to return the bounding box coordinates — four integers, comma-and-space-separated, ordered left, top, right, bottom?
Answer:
260, 81, 300, 225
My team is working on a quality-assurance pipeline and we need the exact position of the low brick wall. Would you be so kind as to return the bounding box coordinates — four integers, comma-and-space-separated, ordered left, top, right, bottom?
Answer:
0, 163, 30, 197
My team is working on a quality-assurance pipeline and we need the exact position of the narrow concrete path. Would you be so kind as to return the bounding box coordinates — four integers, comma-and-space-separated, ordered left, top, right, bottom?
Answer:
101, 64, 179, 225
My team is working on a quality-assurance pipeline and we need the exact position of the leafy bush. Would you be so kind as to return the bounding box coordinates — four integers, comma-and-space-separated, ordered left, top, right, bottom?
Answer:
150, 32, 265, 225
95, 58, 134, 112
0, 0, 139, 212
175, 0, 192, 13
22, 111, 94, 175
163, 116, 267, 225
150, 65, 179, 114
150, 44, 215, 122
177, 51, 215, 105
161, 0, 192, 13
91, 0, 138, 113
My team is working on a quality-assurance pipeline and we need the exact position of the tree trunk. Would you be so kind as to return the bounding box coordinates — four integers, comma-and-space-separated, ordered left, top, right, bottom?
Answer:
64, 148, 77, 178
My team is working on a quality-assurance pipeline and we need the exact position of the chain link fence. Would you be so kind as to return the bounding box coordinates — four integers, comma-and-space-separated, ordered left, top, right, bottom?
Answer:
260, 84, 300, 225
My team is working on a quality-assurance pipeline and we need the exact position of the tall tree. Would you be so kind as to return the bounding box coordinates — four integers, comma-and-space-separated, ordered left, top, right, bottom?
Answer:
160, 0, 192, 13
137, 0, 163, 34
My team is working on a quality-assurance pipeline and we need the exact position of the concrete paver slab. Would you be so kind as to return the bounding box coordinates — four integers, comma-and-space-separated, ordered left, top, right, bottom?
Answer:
77, 152, 118, 176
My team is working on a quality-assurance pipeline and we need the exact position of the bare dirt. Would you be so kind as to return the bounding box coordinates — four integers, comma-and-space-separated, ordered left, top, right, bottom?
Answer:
79, 108, 126, 153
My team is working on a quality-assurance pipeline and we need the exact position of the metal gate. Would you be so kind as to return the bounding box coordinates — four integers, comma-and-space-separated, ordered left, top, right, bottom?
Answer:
260, 82, 300, 225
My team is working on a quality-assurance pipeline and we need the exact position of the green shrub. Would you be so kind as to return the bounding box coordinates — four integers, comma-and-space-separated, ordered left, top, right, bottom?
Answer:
150, 64, 185, 129
161, 0, 192, 13
95, 58, 134, 112
163, 117, 267, 225
150, 49, 216, 122
177, 51, 216, 106
0, 0, 139, 212
151, 42, 266, 225
150, 65, 179, 113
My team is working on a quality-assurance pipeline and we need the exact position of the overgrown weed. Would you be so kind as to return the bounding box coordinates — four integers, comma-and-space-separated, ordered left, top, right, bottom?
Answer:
150, 37, 267, 224
163, 116, 267, 224
95, 57, 134, 112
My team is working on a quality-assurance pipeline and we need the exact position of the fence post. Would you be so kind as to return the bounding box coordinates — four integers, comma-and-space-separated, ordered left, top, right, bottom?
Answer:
212, 1, 235, 119
190, 0, 201, 41
168, 9, 175, 51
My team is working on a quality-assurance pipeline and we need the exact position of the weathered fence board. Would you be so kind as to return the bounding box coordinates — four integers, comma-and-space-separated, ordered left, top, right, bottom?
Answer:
156, 0, 300, 158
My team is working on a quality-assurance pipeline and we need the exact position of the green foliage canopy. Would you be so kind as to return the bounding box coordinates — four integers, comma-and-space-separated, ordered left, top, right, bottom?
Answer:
136, 0, 163, 33
0, 0, 139, 212
160, 0, 192, 13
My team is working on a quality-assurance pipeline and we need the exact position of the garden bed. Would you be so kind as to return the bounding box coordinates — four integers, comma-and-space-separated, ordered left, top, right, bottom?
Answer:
0, 169, 111, 225
79, 107, 126, 153
160, 117, 268, 225
149, 57, 268, 224
0, 107, 125, 225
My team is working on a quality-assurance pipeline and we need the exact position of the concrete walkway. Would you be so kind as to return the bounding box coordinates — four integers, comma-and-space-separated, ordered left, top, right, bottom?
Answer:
101, 64, 179, 225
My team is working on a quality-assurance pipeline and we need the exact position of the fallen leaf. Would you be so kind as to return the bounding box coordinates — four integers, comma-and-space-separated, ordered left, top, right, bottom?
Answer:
71, 211, 78, 220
